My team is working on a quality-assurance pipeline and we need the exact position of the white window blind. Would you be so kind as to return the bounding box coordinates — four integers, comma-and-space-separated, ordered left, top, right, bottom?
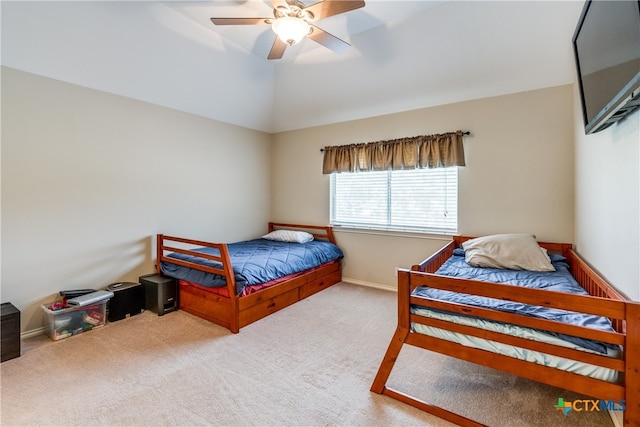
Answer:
330, 167, 458, 234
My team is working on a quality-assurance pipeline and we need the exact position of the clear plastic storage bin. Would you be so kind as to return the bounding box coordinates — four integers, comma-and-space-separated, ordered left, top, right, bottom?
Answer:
41, 297, 110, 341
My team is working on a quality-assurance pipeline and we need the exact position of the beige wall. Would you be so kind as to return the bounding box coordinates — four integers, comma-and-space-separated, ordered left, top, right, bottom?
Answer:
573, 86, 640, 301
1, 67, 273, 332
272, 85, 575, 289
2, 68, 590, 332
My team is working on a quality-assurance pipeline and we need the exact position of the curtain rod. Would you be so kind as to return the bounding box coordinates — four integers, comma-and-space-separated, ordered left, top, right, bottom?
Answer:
320, 131, 471, 152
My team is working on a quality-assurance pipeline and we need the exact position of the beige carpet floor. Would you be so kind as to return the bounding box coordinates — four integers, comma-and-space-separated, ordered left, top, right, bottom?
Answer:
1, 282, 613, 426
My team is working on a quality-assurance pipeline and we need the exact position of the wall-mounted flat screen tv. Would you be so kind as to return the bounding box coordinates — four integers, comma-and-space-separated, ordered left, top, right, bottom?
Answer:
573, 0, 640, 134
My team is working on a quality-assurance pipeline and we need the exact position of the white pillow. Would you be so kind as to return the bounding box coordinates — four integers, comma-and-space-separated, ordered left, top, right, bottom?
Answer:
461, 233, 554, 272
262, 230, 314, 244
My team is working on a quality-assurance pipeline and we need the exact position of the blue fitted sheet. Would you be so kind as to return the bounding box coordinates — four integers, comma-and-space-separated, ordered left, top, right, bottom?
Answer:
160, 238, 343, 295
411, 249, 617, 354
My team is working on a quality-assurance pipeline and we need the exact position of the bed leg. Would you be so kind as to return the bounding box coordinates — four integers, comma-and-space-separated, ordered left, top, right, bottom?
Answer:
229, 296, 240, 334
371, 327, 409, 394
624, 302, 640, 426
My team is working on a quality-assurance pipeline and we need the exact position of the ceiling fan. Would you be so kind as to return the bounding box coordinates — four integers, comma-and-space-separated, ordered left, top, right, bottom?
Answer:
211, 0, 365, 60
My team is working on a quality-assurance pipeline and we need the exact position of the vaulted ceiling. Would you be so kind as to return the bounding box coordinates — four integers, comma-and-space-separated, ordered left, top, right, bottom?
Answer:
1, 1, 585, 133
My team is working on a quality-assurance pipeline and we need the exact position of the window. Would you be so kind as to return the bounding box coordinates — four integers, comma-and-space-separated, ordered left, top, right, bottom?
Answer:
330, 167, 458, 234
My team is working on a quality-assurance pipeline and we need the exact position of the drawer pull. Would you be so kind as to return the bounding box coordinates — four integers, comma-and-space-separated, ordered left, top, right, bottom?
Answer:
267, 302, 276, 309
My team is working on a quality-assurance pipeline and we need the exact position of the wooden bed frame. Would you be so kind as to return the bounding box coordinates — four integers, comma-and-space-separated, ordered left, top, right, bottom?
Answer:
371, 236, 639, 426
156, 222, 342, 334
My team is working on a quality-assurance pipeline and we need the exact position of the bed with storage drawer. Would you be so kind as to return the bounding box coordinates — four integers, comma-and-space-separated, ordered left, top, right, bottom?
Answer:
157, 222, 343, 333
371, 234, 639, 426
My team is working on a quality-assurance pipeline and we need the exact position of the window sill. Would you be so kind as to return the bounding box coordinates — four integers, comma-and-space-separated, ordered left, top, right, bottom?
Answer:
330, 225, 456, 241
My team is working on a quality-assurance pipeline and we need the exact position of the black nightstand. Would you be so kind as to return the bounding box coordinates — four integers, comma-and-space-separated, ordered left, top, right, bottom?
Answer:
139, 274, 178, 316
1, 303, 20, 362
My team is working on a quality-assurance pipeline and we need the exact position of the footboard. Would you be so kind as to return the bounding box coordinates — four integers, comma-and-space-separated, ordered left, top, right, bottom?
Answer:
157, 234, 240, 332
372, 238, 639, 426
156, 234, 237, 298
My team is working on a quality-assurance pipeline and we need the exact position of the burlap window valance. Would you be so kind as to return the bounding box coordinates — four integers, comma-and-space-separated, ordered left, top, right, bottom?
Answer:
322, 130, 467, 174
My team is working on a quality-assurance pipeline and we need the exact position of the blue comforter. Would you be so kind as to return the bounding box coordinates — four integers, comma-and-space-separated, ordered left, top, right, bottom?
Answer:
160, 238, 343, 295
411, 249, 616, 354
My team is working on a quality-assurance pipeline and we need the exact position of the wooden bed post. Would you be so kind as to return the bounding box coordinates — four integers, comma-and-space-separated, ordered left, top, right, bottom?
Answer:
218, 243, 240, 334
625, 301, 640, 426
371, 270, 411, 393
156, 234, 163, 273
325, 226, 336, 245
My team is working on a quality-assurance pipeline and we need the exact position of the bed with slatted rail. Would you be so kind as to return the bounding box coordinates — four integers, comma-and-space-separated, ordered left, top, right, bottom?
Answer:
371, 235, 639, 426
156, 222, 342, 333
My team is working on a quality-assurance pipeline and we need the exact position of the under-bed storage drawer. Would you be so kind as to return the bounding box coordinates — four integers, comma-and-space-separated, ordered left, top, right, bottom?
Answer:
239, 288, 299, 327
179, 283, 233, 325
299, 266, 341, 300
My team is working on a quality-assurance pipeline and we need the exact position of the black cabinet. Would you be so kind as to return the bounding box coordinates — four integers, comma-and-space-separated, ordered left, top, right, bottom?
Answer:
1, 303, 20, 362
139, 274, 178, 316
107, 282, 144, 322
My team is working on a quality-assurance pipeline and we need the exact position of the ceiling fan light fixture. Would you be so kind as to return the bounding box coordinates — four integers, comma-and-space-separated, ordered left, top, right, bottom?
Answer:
271, 16, 310, 46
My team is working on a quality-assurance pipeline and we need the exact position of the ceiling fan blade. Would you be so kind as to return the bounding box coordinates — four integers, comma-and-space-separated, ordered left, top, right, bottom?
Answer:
268, 37, 288, 60
269, 0, 289, 9
210, 17, 270, 26
307, 25, 350, 54
304, 1, 365, 20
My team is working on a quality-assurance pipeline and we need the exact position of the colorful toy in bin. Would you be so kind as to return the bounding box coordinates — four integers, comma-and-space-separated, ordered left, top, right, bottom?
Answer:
82, 310, 104, 326
41, 290, 113, 341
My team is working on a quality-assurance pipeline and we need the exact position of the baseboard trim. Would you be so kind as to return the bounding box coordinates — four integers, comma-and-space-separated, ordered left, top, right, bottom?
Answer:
342, 278, 396, 292
21, 327, 44, 339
